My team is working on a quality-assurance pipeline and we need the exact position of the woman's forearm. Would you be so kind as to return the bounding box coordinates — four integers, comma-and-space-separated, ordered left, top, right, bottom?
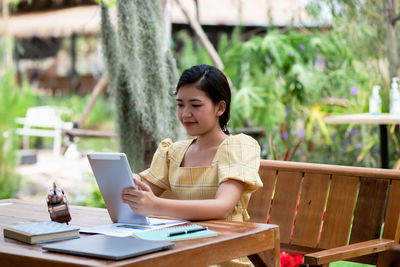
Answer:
154, 197, 233, 220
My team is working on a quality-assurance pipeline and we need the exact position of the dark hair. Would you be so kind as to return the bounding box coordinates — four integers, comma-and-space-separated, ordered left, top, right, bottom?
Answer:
176, 64, 231, 134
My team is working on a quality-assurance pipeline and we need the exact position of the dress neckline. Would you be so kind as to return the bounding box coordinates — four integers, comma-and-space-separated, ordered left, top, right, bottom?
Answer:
179, 135, 231, 168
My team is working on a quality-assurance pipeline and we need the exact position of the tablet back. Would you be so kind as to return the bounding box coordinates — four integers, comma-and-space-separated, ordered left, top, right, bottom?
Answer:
87, 152, 149, 225
42, 234, 174, 260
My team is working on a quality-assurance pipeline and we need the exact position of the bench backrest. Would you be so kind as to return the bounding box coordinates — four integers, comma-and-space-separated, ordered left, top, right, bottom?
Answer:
247, 160, 400, 264
24, 106, 64, 128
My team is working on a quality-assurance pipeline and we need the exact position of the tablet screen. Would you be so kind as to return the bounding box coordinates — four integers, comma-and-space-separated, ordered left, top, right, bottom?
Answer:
87, 152, 149, 225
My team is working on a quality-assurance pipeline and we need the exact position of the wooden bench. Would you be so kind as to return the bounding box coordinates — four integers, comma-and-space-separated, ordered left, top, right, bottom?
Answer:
380, 244, 400, 266
247, 160, 400, 267
15, 106, 74, 155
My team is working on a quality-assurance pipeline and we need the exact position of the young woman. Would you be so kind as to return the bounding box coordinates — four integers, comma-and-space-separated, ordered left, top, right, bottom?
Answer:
121, 64, 262, 266
122, 63, 262, 220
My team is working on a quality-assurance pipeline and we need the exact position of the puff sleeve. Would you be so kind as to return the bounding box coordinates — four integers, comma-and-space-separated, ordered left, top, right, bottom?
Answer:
217, 134, 263, 193
139, 139, 172, 190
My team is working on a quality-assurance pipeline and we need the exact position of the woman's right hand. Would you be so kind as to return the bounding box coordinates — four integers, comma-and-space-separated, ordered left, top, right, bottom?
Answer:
121, 177, 160, 216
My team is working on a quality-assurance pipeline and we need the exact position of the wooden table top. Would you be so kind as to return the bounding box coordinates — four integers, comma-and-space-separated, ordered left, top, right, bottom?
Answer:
0, 199, 279, 267
324, 113, 400, 125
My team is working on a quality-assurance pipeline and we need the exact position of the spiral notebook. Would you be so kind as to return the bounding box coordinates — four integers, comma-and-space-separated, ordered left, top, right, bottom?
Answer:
132, 224, 218, 242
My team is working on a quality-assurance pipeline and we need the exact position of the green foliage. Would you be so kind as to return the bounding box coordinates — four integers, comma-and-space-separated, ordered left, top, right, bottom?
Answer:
174, 22, 397, 166
0, 71, 19, 198
83, 187, 106, 208
95, 0, 116, 8
330, 261, 373, 267
39, 94, 115, 130
303, 1, 400, 167
175, 31, 213, 73
72, 172, 106, 208
0, 69, 36, 198
83, 96, 115, 130
219, 29, 327, 146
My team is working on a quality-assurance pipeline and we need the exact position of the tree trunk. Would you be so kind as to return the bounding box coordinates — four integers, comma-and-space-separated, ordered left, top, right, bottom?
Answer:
175, 0, 224, 70
384, 0, 399, 78
77, 72, 108, 128
2, 0, 13, 68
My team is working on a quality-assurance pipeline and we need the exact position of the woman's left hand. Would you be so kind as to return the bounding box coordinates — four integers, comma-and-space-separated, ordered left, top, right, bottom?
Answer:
121, 178, 159, 216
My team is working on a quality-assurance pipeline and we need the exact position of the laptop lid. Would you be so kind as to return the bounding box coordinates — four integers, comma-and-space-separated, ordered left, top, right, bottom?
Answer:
42, 234, 174, 260
87, 152, 149, 225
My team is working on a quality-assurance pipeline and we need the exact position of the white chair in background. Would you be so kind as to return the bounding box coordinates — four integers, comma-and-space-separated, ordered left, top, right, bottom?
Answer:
15, 106, 74, 155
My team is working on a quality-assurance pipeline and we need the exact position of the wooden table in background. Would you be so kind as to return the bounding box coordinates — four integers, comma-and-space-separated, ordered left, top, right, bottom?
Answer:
325, 113, 400, 168
0, 199, 280, 267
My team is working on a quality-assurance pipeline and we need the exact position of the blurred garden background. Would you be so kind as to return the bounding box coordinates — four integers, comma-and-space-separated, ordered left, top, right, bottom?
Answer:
1, 0, 400, 203
1, 0, 400, 266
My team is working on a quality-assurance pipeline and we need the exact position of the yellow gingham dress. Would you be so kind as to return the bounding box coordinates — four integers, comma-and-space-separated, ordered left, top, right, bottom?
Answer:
139, 133, 263, 267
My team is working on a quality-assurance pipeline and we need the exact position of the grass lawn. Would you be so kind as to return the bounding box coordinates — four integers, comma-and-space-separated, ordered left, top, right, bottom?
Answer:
330, 261, 374, 267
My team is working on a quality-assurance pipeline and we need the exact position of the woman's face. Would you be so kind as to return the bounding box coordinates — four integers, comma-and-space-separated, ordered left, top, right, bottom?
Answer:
176, 85, 225, 137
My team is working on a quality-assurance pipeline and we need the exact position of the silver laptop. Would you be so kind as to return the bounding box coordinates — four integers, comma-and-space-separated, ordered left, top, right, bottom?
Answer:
42, 234, 174, 260
87, 152, 149, 225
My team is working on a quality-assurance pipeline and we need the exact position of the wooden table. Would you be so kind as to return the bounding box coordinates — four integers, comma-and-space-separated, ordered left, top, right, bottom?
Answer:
0, 199, 280, 267
324, 113, 400, 168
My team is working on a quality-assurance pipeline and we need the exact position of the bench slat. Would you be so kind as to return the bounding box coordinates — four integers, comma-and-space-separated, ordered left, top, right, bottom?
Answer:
350, 178, 389, 244
382, 180, 400, 243
16, 128, 58, 137
319, 175, 359, 249
247, 169, 276, 223
259, 160, 400, 179
291, 173, 330, 247
269, 170, 302, 243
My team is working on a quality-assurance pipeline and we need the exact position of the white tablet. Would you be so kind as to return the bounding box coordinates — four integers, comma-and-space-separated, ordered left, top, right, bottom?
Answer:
87, 152, 149, 225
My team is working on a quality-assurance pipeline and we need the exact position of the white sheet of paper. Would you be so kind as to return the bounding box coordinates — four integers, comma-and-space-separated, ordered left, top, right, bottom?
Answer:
80, 218, 189, 237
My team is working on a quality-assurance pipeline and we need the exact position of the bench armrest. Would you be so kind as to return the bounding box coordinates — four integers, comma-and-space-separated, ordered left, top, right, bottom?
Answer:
304, 239, 394, 266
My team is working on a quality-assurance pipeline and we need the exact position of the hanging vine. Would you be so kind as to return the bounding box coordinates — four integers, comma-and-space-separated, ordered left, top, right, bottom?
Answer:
100, 0, 182, 171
